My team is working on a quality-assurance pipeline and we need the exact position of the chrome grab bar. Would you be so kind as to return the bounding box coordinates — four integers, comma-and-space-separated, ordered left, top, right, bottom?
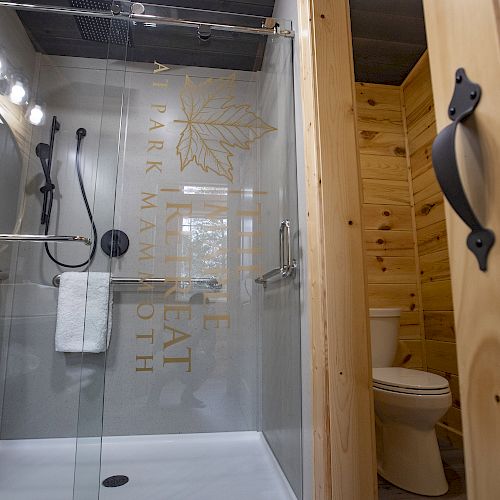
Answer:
0, 234, 91, 245
52, 274, 221, 289
255, 219, 297, 286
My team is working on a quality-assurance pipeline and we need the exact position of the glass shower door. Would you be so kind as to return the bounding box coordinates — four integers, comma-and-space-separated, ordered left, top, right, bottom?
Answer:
94, 5, 302, 499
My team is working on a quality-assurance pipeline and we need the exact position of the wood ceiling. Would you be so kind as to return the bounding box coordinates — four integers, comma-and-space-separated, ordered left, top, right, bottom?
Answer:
15, 0, 426, 82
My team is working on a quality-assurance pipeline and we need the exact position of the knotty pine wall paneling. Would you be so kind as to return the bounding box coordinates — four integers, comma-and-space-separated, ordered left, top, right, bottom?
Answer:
356, 54, 461, 445
401, 53, 461, 445
356, 82, 424, 369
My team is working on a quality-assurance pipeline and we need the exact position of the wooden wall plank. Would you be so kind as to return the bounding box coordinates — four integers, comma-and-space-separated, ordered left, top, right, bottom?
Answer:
400, 312, 423, 339
407, 120, 437, 156
362, 178, 410, 205
424, 311, 456, 342
409, 137, 434, 179
365, 229, 415, 256
401, 311, 421, 327
426, 339, 459, 375
365, 255, 417, 284
412, 167, 441, 201
419, 250, 451, 283
356, 83, 404, 151
356, 115, 403, 135
357, 130, 406, 157
400, 324, 422, 340
416, 220, 449, 255
368, 283, 419, 312
394, 339, 424, 368
356, 83, 402, 114
414, 191, 446, 230
359, 154, 408, 181
407, 114, 436, 147
421, 280, 454, 311
406, 96, 435, 138
362, 204, 413, 231
402, 53, 433, 117
413, 177, 442, 205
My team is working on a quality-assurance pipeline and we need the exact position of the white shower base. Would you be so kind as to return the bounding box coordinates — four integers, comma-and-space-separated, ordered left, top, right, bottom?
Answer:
0, 431, 296, 500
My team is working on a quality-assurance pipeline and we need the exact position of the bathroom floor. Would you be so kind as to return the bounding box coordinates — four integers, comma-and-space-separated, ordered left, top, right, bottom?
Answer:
378, 440, 467, 499
0, 431, 296, 500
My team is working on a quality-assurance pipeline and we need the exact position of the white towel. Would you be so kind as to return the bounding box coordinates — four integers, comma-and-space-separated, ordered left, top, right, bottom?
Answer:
55, 272, 112, 353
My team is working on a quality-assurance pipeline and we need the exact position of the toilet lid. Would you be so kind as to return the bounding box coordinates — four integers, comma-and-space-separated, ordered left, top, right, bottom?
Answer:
373, 367, 450, 395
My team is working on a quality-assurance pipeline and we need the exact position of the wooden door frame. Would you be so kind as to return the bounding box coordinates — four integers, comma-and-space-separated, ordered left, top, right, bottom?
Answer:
297, 0, 378, 498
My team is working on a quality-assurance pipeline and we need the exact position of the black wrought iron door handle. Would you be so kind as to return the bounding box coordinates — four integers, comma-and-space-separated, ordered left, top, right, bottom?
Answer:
432, 68, 495, 271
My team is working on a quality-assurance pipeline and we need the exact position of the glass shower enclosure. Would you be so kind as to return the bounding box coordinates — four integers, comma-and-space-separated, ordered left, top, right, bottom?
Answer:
0, 2, 302, 499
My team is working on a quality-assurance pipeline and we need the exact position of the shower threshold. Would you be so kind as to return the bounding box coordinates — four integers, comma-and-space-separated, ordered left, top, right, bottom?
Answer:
0, 431, 296, 500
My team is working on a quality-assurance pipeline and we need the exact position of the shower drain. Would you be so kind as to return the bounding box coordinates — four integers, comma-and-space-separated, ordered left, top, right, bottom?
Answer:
102, 475, 129, 488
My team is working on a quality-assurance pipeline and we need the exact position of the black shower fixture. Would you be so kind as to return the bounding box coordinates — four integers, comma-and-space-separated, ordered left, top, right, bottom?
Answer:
100, 229, 129, 257
71, 0, 133, 46
36, 117, 98, 268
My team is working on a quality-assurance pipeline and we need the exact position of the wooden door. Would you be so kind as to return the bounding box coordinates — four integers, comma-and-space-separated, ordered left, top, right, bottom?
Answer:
424, 1, 500, 497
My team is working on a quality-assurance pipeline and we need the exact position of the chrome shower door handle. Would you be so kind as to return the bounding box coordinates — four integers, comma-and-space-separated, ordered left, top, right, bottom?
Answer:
255, 219, 297, 286
279, 219, 285, 274
280, 219, 296, 278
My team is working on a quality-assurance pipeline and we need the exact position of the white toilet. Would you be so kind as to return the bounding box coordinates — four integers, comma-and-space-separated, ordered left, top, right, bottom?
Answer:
370, 307, 452, 496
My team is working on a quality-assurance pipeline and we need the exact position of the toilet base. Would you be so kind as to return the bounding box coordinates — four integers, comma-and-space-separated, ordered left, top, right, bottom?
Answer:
377, 420, 448, 496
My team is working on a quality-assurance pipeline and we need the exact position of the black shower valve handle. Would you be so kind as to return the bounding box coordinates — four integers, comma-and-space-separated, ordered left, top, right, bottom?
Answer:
101, 230, 130, 257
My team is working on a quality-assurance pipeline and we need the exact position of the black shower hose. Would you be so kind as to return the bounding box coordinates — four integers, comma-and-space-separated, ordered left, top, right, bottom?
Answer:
44, 128, 98, 268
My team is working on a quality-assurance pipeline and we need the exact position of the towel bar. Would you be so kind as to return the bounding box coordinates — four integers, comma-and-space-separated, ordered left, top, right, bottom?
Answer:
52, 274, 221, 289
0, 234, 91, 245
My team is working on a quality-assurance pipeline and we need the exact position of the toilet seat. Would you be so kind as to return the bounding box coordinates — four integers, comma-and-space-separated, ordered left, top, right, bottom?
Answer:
373, 367, 450, 395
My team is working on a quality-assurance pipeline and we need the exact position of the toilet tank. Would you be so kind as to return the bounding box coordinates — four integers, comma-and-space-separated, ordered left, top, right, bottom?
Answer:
369, 308, 402, 368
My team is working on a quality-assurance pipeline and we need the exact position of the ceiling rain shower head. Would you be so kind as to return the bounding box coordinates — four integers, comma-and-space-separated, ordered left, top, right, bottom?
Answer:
71, 0, 133, 46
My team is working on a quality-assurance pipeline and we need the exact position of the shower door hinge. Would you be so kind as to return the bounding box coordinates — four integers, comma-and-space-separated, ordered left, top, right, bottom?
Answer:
262, 17, 278, 32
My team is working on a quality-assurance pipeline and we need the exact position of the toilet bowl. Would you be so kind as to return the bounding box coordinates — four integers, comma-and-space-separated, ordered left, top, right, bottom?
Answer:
370, 308, 452, 496
373, 367, 451, 495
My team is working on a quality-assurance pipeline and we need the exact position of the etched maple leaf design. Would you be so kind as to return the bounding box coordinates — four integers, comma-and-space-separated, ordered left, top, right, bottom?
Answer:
175, 74, 276, 182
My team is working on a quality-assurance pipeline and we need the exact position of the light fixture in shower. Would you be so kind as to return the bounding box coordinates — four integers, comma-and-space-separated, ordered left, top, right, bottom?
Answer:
27, 103, 45, 126
9, 77, 28, 105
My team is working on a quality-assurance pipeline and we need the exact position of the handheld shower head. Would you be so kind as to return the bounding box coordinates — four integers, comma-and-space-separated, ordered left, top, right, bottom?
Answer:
36, 143, 50, 161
